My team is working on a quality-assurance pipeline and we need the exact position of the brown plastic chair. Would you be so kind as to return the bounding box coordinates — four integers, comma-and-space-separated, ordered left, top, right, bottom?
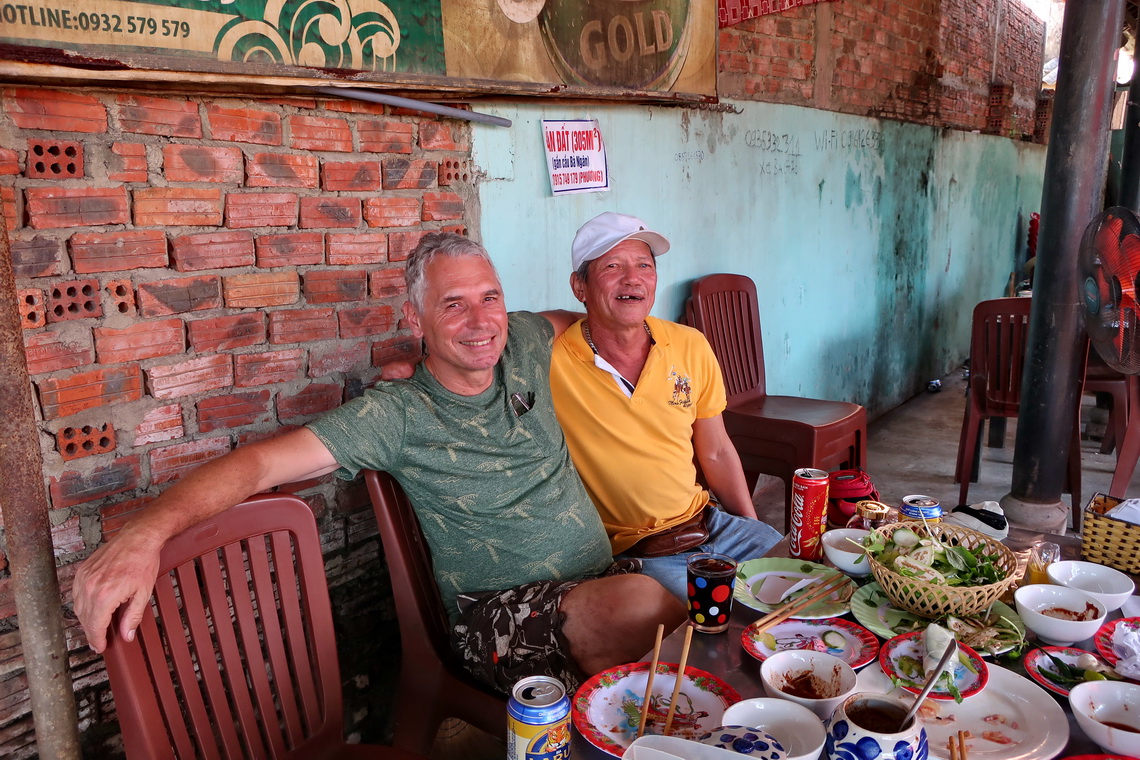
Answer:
687, 274, 868, 531
363, 470, 506, 755
102, 493, 426, 760
954, 297, 1082, 511
1085, 351, 1130, 456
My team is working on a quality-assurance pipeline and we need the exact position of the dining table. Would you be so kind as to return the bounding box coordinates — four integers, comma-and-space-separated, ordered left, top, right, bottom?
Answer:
570, 524, 1139, 759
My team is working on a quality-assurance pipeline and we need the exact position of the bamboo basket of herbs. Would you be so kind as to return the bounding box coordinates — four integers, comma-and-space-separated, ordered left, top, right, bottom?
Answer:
866, 522, 1020, 618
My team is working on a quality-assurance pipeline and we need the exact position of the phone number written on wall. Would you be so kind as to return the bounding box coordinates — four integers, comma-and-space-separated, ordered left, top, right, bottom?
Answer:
1, 4, 190, 37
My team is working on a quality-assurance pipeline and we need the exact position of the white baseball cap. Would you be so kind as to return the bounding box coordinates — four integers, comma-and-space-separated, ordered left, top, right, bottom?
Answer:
571, 212, 670, 272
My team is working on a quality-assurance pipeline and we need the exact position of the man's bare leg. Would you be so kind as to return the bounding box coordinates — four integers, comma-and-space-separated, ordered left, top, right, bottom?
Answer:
560, 574, 687, 676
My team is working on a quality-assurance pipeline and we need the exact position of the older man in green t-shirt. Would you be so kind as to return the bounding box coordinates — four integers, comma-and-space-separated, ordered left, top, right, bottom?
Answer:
73, 232, 684, 694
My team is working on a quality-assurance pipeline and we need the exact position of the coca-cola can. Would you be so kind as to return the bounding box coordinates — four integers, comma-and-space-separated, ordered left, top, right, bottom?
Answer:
790, 467, 829, 560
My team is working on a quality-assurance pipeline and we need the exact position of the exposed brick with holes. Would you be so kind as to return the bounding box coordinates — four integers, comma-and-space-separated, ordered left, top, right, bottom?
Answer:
1, 86, 462, 754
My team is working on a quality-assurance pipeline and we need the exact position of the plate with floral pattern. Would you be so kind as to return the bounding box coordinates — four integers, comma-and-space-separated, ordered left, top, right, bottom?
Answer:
572, 662, 741, 757
878, 631, 989, 700
741, 617, 880, 669
1024, 646, 1115, 697
1094, 617, 1140, 665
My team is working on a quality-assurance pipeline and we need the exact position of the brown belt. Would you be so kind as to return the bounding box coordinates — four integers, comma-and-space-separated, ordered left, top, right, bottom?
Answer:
623, 507, 710, 558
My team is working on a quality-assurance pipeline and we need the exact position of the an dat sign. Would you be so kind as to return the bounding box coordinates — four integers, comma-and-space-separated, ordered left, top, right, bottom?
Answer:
542, 119, 609, 195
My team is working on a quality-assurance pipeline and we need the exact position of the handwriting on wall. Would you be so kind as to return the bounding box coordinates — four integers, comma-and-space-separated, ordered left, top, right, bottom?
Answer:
736, 127, 883, 178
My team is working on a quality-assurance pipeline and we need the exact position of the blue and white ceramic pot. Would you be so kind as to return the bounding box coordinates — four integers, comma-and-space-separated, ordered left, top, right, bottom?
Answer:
825, 693, 928, 760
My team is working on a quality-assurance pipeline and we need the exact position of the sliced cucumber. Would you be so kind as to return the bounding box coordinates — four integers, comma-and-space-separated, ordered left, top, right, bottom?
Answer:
822, 630, 847, 649
892, 527, 921, 548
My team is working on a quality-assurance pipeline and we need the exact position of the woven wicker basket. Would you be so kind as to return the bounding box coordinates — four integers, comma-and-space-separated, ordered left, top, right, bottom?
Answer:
1081, 493, 1140, 574
867, 522, 1020, 618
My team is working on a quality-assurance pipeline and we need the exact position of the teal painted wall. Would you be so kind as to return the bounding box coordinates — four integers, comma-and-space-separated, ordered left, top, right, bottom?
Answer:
469, 102, 1046, 417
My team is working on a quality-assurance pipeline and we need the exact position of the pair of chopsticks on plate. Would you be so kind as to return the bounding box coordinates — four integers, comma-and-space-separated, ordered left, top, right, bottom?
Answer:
947, 730, 971, 760
749, 572, 848, 635
636, 622, 694, 738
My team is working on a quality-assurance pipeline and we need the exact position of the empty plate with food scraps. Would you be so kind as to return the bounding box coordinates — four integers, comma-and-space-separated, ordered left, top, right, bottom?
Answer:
879, 629, 988, 701
1024, 647, 1121, 697
1094, 617, 1140, 666
741, 617, 879, 669
572, 662, 741, 757
734, 558, 856, 619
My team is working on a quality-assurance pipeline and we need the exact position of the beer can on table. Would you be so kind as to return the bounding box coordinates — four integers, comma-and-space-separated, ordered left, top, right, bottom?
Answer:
507, 675, 571, 760
790, 468, 829, 560
899, 495, 942, 522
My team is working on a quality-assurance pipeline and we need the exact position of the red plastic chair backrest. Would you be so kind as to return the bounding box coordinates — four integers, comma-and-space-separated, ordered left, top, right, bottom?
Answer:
102, 494, 345, 760
969, 297, 1033, 417
363, 470, 457, 677
688, 273, 767, 404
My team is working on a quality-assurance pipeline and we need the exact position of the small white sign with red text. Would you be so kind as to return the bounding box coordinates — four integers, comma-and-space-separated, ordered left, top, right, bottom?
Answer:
542, 119, 609, 195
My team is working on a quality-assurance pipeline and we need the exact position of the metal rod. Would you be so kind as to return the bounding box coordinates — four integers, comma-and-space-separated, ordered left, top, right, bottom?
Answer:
1009, 0, 1123, 513
312, 87, 512, 127
0, 210, 82, 756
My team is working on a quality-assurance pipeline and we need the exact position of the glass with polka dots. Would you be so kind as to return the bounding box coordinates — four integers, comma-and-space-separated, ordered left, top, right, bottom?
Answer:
686, 552, 738, 634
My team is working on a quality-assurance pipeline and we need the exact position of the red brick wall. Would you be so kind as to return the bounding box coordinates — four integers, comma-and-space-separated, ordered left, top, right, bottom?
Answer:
719, 0, 1046, 137
0, 85, 472, 757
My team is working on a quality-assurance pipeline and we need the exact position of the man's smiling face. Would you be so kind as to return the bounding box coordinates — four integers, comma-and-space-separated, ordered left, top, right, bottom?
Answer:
572, 239, 657, 329
404, 254, 508, 394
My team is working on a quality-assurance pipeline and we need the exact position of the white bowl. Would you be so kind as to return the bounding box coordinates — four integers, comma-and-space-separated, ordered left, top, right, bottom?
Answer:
1014, 584, 1107, 646
721, 698, 827, 760
822, 529, 872, 577
1047, 560, 1136, 612
1069, 681, 1140, 757
759, 649, 858, 720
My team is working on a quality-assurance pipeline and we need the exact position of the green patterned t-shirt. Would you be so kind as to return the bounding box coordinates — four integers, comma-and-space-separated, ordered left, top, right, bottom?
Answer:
307, 311, 613, 619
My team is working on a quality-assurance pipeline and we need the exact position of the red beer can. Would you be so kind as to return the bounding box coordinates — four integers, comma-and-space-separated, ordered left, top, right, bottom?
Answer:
790, 467, 829, 560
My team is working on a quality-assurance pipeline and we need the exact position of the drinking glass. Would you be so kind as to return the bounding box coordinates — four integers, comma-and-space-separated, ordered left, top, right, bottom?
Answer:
686, 552, 737, 634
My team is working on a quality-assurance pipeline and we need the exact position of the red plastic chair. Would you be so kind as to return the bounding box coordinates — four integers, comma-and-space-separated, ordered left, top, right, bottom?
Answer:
954, 298, 1082, 511
102, 493, 426, 760
686, 274, 868, 531
363, 470, 506, 755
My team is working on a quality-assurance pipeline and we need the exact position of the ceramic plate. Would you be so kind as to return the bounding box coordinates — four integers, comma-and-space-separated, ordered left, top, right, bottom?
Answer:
571, 662, 741, 757
849, 582, 1026, 655
1058, 756, 1136, 760
740, 617, 879, 669
1024, 647, 1115, 697
878, 631, 988, 700
1094, 617, 1140, 666
857, 661, 1069, 759
733, 558, 855, 619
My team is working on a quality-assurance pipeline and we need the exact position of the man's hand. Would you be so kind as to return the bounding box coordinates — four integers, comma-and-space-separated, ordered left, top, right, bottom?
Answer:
380, 361, 417, 380
72, 528, 163, 654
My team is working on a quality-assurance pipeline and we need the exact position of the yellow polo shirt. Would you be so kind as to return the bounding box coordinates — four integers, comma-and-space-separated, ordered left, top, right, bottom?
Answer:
550, 316, 728, 553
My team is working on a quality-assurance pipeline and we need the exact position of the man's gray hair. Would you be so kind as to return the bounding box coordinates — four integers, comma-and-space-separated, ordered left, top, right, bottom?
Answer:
405, 232, 497, 311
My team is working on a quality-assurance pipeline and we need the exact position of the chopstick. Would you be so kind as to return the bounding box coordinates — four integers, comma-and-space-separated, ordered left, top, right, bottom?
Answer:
636, 624, 665, 738
948, 729, 970, 760
750, 574, 849, 635
663, 623, 694, 736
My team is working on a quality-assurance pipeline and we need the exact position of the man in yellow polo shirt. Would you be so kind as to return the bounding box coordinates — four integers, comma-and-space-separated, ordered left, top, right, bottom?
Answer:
549, 212, 781, 600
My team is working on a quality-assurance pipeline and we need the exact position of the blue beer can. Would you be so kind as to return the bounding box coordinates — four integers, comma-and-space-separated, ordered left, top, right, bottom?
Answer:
899, 494, 942, 522
507, 675, 571, 760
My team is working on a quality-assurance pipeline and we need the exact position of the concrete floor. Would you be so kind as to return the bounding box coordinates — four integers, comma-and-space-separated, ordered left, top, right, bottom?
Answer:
751, 366, 1139, 534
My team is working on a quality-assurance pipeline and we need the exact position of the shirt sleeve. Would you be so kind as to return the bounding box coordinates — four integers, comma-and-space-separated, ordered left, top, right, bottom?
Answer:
305, 386, 409, 479
693, 330, 728, 419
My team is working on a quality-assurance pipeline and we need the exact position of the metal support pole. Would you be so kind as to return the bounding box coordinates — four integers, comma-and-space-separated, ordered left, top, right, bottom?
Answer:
0, 217, 82, 755
1004, 0, 1123, 532
311, 87, 512, 127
